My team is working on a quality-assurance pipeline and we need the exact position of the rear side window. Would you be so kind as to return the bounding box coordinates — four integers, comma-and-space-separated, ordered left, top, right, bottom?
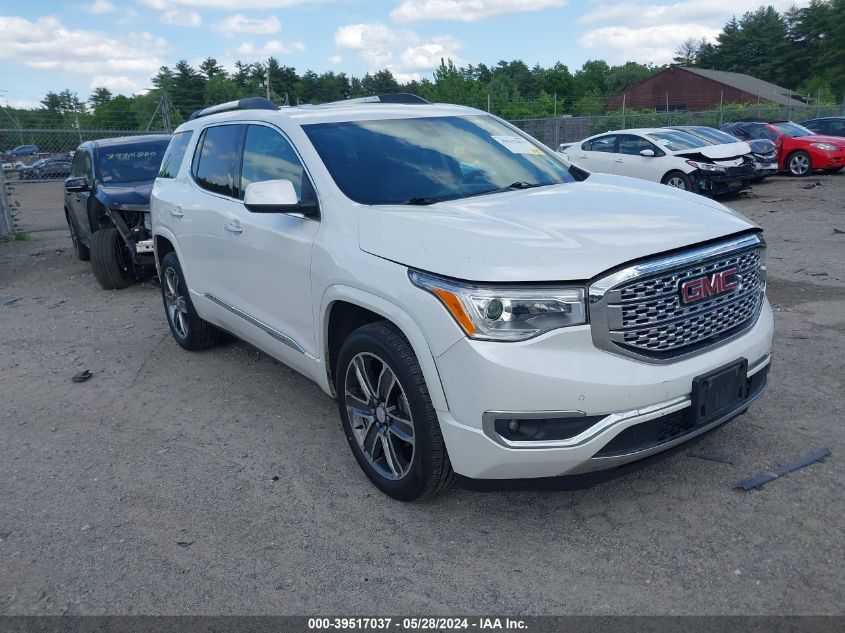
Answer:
159, 131, 193, 179
240, 125, 308, 199
618, 135, 660, 156
584, 136, 616, 152
192, 124, 243, 197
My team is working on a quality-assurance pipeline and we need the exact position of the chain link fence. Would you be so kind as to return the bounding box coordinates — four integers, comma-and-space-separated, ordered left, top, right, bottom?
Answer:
509, 104, 845, 148
2, 101, 844, 238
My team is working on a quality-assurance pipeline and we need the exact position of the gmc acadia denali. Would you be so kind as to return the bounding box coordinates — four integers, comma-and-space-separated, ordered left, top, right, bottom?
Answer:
150, 95, 773, 501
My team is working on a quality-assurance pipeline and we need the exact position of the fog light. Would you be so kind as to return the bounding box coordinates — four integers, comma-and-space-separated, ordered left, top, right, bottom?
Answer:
507, 419, 519, 432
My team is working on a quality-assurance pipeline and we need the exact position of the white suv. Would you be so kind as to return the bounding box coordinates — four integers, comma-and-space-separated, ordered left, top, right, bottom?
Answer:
151, 95, 773, 501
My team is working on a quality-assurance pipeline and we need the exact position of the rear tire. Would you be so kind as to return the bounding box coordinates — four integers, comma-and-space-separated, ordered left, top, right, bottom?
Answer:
335, 321, 454, 501
661, 170, 694, 192
90, 227, 135, 290
787, 151, 812, 176
160, 252, 221, 351
65, 210, 90, 261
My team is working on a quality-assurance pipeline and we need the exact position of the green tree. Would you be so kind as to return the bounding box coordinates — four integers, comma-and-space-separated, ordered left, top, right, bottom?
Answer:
89, 87, 113, 110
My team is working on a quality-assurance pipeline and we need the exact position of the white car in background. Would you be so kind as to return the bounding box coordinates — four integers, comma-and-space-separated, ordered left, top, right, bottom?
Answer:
562, 128, 756, 195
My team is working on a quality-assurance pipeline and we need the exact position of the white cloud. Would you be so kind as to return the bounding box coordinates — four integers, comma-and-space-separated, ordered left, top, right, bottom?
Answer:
89, 75, 149, 93
141, 0, 318, 8
2, 98, 41, 109
234, 40, 306, 56
335, 23, 462, 81
391, 0, 568, 22
575, 0, 812, 65
160, 10, 202, 27
577, 23, 722, 65
114, 7, 139, 24
81, 0, 115, 14
0, 16, 166, 94
214, 14, 281, 35
328, 54, 343, 65
578, 0, 810, 25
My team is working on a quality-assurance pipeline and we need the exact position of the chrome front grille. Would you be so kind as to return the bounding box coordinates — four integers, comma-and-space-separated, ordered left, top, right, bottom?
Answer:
589, 234, 766, 362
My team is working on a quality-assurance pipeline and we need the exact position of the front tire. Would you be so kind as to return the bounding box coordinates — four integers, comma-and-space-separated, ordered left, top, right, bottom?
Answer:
336, 322, 454, 501
90, 227, 135, 289
159, 252, 221, 350
662, 170, 694, 191
787, 151, 812, 176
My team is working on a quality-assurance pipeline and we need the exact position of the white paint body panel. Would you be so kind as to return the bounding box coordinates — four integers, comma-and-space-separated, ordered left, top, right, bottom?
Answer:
151, 103, 774, 482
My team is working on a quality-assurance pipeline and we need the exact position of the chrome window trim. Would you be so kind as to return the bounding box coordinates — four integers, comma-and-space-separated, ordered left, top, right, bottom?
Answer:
589, 233, 766, 364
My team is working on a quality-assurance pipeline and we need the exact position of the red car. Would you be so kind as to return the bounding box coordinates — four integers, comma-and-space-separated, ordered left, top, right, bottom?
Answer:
721, 120, 845, 176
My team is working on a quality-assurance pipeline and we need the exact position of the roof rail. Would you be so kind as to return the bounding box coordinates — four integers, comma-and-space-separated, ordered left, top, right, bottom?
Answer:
189, 96, 279, 121
323, 93, 430, 106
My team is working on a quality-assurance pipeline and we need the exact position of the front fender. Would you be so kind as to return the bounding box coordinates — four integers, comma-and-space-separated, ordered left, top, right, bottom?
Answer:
319, 285, 451, 412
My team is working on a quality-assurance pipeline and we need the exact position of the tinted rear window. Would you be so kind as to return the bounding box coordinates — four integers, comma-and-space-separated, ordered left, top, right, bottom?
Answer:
192, 125, 243, 197
159, 131, 193, 179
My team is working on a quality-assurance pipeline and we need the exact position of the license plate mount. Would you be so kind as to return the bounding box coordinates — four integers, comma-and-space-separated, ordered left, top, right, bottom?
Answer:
691, 359, 748, 424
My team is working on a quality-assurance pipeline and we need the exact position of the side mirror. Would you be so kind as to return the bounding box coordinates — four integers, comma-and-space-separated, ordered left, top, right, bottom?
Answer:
243, 179, 318, 217
65, 176, 89, 192
639, 149, 656, 157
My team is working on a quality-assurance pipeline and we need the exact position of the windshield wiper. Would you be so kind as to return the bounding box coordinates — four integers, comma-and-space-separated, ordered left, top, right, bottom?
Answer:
506, 181, 543, 189
404, 196, 445, 205
461, 181, 547, 200
404, 182, 546, 205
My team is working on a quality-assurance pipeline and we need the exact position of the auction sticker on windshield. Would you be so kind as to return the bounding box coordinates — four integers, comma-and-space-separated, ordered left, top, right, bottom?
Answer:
491, 135, 544, 155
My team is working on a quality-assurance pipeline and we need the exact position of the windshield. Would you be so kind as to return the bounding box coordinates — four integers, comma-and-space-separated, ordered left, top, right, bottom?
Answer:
303, 115, 574, 205
771, 122, 814, 138
647, 130, 707, 151
96, 140, 169, 184
683, 127, 740, 145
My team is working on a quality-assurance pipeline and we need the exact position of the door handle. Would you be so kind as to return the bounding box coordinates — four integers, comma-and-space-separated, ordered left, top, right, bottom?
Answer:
169, 207, 184, 218
615, 159, 624, 163
224, 221, 243, 234
578, 155, 588, 159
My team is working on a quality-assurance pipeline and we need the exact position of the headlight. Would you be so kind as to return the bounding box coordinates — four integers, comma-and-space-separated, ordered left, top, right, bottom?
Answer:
409, 270, 587, 341
685, 160, 726, 173
810, 142, 839, 151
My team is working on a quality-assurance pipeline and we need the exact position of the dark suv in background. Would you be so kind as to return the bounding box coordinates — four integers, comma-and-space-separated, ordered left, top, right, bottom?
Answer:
64, 134, 171, 290
801, 117, 845, 137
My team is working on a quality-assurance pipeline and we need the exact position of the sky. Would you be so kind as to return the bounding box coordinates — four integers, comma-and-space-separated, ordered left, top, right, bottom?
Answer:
0, 0, 810, 108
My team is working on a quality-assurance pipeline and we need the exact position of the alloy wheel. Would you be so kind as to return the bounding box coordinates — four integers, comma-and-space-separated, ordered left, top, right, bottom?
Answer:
344, 352, 415, 480
667, 176, 687, 189
789, 153, 810, 176
164, 267, 189, 338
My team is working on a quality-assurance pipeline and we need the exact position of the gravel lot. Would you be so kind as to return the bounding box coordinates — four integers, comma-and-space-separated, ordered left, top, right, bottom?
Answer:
1, 175, 843, 615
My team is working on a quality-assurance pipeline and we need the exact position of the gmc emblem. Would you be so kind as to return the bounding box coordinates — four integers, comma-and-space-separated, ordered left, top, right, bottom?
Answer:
680, 267, 740, 304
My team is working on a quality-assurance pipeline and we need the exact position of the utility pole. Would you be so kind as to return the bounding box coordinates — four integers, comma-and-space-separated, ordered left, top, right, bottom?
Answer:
622, 94, 626, 129
266, 67, 271, 100
719, 90, 724, 127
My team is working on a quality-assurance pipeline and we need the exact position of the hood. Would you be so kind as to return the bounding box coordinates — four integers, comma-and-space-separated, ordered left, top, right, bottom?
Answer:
798, 134, 845, 147
95, 181, 153, 211
358, 174, 757, 282
675, 141, 751, 159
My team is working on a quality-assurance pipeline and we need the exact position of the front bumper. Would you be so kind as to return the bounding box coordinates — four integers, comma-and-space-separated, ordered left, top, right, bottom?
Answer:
695, 168, 756, 194
434, 299, 773, 479
809, 148, 845, 170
